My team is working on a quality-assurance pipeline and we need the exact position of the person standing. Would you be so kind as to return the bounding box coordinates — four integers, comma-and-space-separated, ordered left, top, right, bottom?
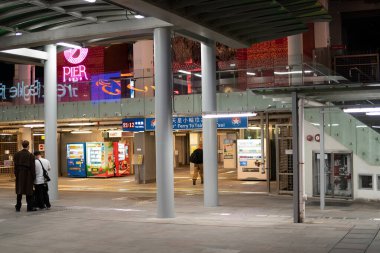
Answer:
34, 151, 51, 210
14, 140, 36, 212
190, 144, 203, 185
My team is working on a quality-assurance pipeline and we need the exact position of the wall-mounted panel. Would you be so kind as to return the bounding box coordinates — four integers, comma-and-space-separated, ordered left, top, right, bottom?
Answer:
3, 105, 19, 121
21, 105, 40, 121
37, 104, 44, 119
174, 95, 194, 114
193, 94, 202, 114
77, 101, 99, 119
144, 97, 154, 116
58, 102, 78, 119
217, 92, 248, 112
121, 98, 145, 117
99, 100, 122, 118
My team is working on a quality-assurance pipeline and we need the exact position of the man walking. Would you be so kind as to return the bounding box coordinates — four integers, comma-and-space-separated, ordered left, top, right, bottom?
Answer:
14, 140, 36, 212
190, 144, 203, 185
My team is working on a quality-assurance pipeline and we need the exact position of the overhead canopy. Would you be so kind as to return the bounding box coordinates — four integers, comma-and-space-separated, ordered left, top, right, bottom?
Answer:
0, 0, 329, 50
114, 0, 330, 47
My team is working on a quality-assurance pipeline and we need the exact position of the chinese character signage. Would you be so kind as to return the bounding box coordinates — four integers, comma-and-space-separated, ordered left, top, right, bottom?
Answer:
122, 118, 145, 132
145, 116, 247, 131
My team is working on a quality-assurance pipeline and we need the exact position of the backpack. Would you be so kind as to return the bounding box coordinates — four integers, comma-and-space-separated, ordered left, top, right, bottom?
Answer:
190, 149, 203, 164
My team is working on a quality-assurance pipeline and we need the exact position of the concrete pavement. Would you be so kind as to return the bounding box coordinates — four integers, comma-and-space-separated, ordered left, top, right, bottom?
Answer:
1, 166, 380, 253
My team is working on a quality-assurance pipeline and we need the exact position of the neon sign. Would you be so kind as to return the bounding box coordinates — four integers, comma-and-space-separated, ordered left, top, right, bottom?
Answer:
0, 81, 78, 101
64, 48, 88, 64
63, 48, 89, 82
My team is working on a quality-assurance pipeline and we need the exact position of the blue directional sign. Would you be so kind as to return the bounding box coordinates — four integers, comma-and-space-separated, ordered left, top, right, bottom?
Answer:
145, 116, 247, 131
122, 118, 145, 132
217, 117, 248, 129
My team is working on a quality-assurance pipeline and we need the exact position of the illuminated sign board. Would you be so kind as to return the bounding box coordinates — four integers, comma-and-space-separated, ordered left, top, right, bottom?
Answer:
91, 72, 121, 101
122, 118, 145, 132
62, 48, 89, 82
145, 116, 248, 131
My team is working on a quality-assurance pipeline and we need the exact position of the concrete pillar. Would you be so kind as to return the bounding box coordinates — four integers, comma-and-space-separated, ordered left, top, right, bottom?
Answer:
315, 0, 330, 49
133, 132, 156, 184
153, 28, 175, 218
133, 40, 154, 98
44, 44, 58, 201
319, 109, 325, 210
314, 0, 331, 69
288, 34, 303, 86
14, 65, 33, 104
201, 40, 218, 207
298, 98, 306, 222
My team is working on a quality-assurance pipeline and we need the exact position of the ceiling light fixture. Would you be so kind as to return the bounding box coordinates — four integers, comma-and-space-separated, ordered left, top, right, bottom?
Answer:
366, 112, 380, 116
247, 72, 256, 76
344, 107, 380, 113
274, 70, 313, 75
134, 15, 145, 19
84, 0, 96, 3
71, 130, 92, 134
33, 133, 45, 136
194, 73, 202, 77
178, 70, 191, 75
202, 112, 257, 119
57, 42, 82, 49
67, 122, 96, 126
24, 124, 44, 128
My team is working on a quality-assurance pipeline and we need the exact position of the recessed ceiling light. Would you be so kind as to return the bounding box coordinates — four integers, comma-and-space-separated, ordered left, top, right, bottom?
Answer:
84, 0, 96, 3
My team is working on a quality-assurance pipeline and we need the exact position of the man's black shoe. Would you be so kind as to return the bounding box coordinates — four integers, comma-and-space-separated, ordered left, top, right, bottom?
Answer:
27, 208, 38, 212
15, 205, 20, 212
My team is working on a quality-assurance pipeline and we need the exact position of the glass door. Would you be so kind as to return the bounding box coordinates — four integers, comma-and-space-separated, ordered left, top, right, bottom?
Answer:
313, 152, 352, 199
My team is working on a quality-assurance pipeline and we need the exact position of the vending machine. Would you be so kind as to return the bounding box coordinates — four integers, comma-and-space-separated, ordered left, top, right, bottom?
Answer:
113, 142, 130, 176
86, 142, 115, 178
67, 143, 86, 177
237, 139, 266, 180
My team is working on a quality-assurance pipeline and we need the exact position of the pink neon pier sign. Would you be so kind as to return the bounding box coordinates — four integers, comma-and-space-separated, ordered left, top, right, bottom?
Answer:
63, 48, 89, 82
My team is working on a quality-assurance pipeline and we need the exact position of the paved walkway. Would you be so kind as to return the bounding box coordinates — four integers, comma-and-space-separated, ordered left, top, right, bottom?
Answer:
1, 167, 380, 253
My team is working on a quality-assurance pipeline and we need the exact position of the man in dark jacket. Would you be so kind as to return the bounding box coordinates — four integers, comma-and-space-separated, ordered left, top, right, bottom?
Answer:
190, 144, 203, 185
14, 140, 36, 212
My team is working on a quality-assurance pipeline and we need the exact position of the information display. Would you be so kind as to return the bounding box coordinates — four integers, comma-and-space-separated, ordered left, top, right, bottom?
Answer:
122, 118, 145, 132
